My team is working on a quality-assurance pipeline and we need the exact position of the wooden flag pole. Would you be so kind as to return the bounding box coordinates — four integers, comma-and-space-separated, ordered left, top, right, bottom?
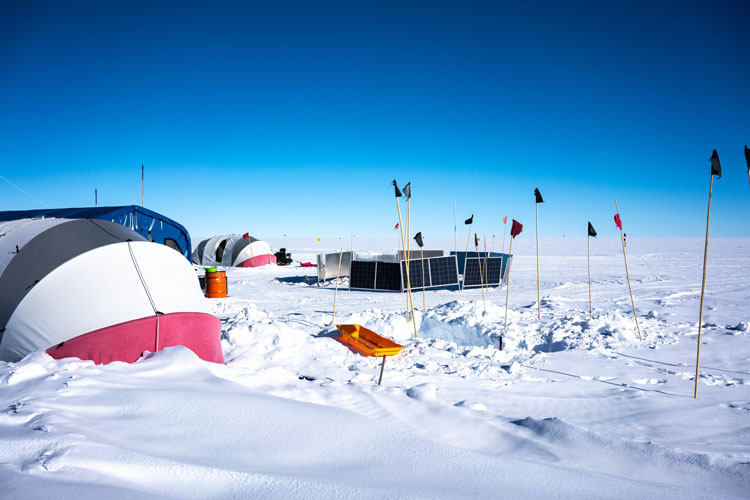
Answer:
615, 200, 642, 340
501, 219, 507, 255
396, 199, 418, 338
587, 235, 592, 317
378, 355, 387, 385
406, 197, 413, 320
483, 236, 490, 295
420, 246, 426, 311
536, 203, 541, 320
476, 238, 486, 312
331, 247, 344, 325
694, 173, 715, 399
504, 236, 514, 332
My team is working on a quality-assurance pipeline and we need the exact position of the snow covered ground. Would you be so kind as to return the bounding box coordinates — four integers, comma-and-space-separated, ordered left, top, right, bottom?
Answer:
2, 237, 749, 499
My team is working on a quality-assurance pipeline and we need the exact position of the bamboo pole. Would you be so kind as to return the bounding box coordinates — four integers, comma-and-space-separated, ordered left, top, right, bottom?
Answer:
331, 247, 343, 325
501, 218, 507, 255
588, 235, 592, 317
484, 236, 490, 293
615, 200, 642, 340
504, 236, 514, 332
476, 236, 486, 312
420, 246, 426, 311
536, 203, 541, 320
694, 174, 715, 399
406, 197, 414, 320
396, 199, 418, 338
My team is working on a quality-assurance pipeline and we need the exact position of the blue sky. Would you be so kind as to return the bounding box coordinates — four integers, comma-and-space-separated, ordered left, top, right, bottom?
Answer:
1, 0, 748, 240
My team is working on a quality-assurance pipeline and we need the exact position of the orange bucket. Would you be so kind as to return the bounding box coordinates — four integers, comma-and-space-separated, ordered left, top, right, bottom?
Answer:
205, 270, 228, 298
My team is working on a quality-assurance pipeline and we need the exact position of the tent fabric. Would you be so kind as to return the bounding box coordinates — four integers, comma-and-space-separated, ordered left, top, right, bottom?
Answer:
0, 206, 192, 260
0, 218, 222, 364
0, 219, 147, 337
227, 238, 275, 267
196, 234, 232, 267
193, 234, 276, 268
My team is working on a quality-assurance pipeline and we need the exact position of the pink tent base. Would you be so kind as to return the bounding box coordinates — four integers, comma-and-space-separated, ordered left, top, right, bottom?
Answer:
46, 312, 224, 364
236, 254, 277, 267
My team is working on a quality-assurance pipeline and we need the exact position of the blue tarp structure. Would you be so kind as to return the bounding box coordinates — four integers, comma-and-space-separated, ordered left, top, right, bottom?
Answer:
0, 206, 192, 260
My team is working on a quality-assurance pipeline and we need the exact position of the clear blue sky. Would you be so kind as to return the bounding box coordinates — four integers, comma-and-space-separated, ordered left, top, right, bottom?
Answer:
1, 0, 748, 240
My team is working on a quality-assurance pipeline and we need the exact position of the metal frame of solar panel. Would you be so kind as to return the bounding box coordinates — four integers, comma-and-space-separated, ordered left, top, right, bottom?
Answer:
400, 255, 459, 290
348, 260, 403, 291
462, 256, 507, 288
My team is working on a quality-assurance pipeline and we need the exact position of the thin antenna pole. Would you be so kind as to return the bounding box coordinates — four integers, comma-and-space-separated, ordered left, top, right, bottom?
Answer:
694, 174, 715, 399
615, 200, 642, 340
95, 188, 98, 207
141, 164, 144, 206
454, 201, 457, 256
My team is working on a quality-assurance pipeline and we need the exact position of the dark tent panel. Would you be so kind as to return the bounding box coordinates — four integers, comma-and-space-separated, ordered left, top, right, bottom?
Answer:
0, 206, 192, 260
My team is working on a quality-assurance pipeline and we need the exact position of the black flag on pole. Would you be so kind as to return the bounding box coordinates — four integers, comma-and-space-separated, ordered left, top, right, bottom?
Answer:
474, 233, 479, 248
392, 180, 402, 197
745, 146, 749, 171
402, 182, 411, 199
534, 188, 544, 203
710, 150, 722, 178
465, 214, 473, 225
588, 222, 597, 238
414, 232, 423, 248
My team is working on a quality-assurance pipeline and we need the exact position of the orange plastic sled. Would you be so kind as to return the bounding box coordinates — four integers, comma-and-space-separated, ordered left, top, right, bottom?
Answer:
336, 324, 405, 357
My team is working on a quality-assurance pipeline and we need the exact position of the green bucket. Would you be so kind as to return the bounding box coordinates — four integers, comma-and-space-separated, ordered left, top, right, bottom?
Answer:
205, 266, 217, 273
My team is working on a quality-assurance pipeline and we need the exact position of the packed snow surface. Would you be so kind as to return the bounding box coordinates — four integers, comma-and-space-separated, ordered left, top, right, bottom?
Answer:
1, 238, 749, 499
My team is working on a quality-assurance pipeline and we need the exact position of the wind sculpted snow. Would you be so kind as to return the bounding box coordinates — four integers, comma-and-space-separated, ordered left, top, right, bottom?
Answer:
1, 238, 749, 498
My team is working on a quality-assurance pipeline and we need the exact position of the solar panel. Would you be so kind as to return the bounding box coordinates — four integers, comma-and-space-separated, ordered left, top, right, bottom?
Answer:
451, 251, 503, 274
374, 262, 402, 291
429, 256, 459, 287
463, 256, 507, 288
349, 260, 376, 289
400, 259, 425, 289
401, 255, 459, 290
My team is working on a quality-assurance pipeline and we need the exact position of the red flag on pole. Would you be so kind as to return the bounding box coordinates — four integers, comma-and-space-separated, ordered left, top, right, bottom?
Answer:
510, 219, 523, 238
394, 223, 399, 230
242, 232, 249, 239
503, 216, 507, 224
614, 214, 622, 230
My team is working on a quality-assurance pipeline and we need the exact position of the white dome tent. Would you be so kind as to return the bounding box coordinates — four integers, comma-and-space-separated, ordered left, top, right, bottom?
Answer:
193, 233, 276, 268
0, 218, 223, 364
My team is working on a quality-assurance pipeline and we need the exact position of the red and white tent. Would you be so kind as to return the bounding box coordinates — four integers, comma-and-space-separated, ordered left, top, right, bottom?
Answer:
0, 218, 223, 364
193, 233, 276, 268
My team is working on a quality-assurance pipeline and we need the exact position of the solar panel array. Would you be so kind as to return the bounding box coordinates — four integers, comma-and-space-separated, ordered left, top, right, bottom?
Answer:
349, 255, 464, 292
463, 256, 506, 288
